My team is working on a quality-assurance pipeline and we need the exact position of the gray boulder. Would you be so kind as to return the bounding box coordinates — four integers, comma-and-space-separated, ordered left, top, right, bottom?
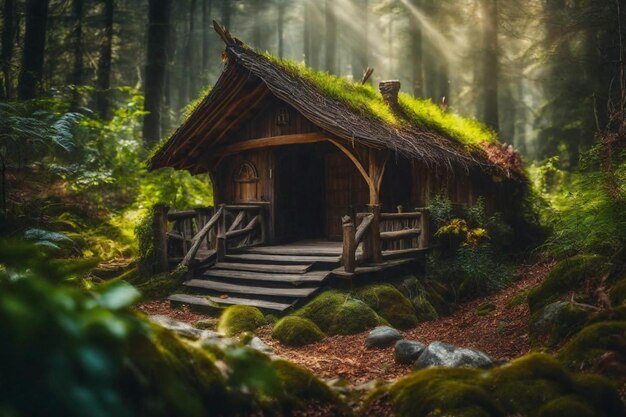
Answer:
248, 336, 274, 354
394, 339, 425, 364
365, 326, 402, 348
150, 315, 204, 340
414, 341, 493, 369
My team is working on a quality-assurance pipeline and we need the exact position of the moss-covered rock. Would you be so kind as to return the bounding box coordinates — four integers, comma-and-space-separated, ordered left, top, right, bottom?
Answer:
272, 316, 325, 346
217, 305, 265, 337
557, 320, 626, 370
411, 295, 439, 322
355, 284, 419, 329
527, 255, 611, 312
364, 353, 624, 417
294, 290, 385, 335
131, 325, 232, 417
272, 359, 341, 405
529, 301, 591, 348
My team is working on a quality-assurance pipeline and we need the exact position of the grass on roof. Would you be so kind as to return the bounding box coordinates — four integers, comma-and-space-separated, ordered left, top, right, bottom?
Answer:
398, 93, 497, 148
262, 52, 399, 125
262, 51, 498, 149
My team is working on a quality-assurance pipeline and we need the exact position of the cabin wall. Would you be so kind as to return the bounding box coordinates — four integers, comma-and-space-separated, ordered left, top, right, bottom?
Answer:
222, 96, 322, 144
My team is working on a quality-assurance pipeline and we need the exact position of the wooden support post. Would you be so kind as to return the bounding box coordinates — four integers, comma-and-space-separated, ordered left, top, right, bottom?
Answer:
368, 204, 383, 263
216, 204, 226, 262
397, 205, 406, 250
152, 203, 170, 273
342, 215, 356, 273
418, 208, 430, 249
259, 207, 267, 244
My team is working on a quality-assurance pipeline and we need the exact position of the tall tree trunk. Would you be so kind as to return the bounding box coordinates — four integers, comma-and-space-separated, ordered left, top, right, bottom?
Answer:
1, 0, 16, 99
482, 0, 499, 131
202, 0, 212, 75
143, 0, 172, 148
277, 0, 285, 58
94, 0, 114, 120
17, 0, 49, 100
324, 0, 337, 73
251, 0, 261, 48
410, 0, 423, 97
221, 0, 230, 29
185, 0, 197, 102
69, 0, 84, 110
421, 0, 437, 101
303, 1, 311, 66
351, 0, 368, 81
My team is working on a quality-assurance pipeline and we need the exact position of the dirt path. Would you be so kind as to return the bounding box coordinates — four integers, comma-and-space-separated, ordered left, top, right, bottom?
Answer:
137, 261, 552, 384
256, 261, 552, 383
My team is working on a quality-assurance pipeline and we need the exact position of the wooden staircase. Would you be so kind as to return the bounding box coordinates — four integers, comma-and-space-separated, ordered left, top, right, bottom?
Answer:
168, 243, 343, 312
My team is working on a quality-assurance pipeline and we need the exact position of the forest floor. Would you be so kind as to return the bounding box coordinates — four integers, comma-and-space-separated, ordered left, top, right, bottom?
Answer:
137, 261, 553, 385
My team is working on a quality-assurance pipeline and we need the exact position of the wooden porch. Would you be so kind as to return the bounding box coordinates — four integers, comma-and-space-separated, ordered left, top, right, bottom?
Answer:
154, 204, 429, 312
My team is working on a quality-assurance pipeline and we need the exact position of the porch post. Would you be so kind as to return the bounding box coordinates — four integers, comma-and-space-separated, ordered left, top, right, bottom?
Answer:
367, 203, 383, 263
341, 215, 356, 273
216, 204, 226, 262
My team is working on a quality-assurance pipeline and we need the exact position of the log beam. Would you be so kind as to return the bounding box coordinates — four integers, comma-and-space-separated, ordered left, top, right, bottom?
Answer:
212, 132, 327, 158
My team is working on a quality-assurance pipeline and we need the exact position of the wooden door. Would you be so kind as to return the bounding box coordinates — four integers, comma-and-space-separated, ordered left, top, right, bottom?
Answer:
325, 152, 368, 240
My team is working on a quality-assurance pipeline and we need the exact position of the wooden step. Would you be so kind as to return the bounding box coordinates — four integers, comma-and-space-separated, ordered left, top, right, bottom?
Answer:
168, 293, 294, 312
225, 253, 340, 264
184, 279, 319, 298
213, 262, 312, 274
240, 246, 343, 256
203, 269, 329, 284
208, 295, 294, 311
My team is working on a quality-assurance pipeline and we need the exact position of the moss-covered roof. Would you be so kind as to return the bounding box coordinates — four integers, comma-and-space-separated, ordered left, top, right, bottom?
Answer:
149, 28, 524, 179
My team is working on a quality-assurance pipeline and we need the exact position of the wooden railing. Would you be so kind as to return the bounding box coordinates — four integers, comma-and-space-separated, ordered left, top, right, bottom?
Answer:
342, 205, 429, 273
152, 203, 267, 272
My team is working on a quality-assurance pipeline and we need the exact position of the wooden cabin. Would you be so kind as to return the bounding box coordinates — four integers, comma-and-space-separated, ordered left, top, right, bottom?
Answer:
148, 24, 525, 312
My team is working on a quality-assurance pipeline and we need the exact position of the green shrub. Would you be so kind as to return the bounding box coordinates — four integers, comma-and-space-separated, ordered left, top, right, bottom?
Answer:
527, 254, 611, 312
364, 353, 624, 417
217, 305, 266, 337
354, 284, 418, 329
294, 290, 385, 335
272, 316, 325, 346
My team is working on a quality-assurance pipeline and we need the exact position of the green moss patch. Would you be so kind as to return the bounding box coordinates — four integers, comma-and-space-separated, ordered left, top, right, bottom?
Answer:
294, 290, 385, 335
364, 353, 624, 417
411, 295, 439, 322
527, 255, 611, 312
399, 93, 497, 148
262, 52, 497, 151
557, 321, 626, 370
476, 302, 496, 316
355, 284, 419, 329
272, 316, 325, 347
505, 288, 530, 309
217, 305, 265, 337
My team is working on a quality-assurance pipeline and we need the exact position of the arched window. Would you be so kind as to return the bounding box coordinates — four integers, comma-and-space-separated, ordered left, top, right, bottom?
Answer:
233, 161, 259, 202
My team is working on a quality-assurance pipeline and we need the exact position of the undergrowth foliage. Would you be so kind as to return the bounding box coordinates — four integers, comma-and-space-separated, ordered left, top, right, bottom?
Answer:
426, 196, 515, 300
1, 90, 212, 261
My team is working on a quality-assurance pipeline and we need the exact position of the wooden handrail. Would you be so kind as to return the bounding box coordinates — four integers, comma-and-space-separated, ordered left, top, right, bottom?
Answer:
180, 206, 224, 267
225, 214, 260, 239
380, 228, 421, 240
354, 214, 374, 245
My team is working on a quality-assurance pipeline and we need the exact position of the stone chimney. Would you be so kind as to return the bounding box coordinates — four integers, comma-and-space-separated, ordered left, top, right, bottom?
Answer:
379, 80, 402, 112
